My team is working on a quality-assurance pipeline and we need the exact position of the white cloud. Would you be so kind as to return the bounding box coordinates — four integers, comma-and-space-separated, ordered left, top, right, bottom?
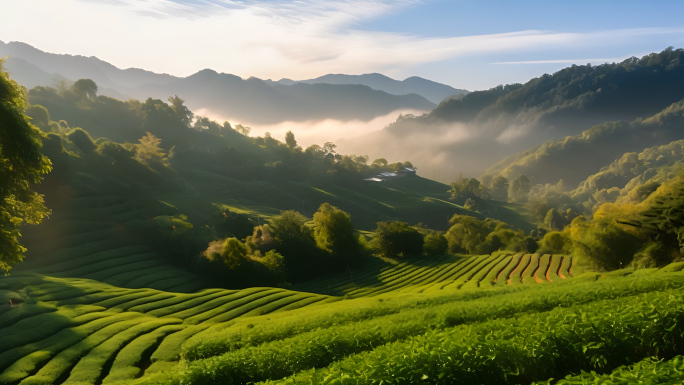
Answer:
2, 1, 683, 82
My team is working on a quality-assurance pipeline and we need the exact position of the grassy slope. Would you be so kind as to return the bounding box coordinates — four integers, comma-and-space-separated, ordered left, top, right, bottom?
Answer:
0, 156, 543, 384
4, 259, 683, 384
161, 164, 535, 232
2, 183, 683, 384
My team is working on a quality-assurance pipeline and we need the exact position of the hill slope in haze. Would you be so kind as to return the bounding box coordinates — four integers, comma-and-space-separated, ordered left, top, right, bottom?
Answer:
482, 100, 684, 187
339, 47, 684, 181
139, 69, 435, 124
276, 73, 469, 104
0, 40, 440, 124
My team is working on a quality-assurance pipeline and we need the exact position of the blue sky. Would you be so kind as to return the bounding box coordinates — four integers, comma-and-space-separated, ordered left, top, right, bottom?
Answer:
3, 0, 684, 90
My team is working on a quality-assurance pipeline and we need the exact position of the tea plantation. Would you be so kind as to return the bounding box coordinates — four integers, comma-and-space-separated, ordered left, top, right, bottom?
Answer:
2, 189, 683, 384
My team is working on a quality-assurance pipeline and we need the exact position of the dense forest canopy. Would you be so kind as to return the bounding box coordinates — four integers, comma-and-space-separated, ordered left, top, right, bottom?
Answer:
412, 47, 684, 137
482, 99, 684, 186
340, 47, 684, 182
0, 61, 51, 272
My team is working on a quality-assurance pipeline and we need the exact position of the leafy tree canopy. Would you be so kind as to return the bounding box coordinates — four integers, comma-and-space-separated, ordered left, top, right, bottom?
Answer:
371, 221, 424, 258
312, 203, 359, 259
0, 61, 52, 272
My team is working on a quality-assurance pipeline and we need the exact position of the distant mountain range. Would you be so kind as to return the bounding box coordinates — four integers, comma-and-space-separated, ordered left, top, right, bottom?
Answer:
273, 73, 468, 104
0, 41, 465, 124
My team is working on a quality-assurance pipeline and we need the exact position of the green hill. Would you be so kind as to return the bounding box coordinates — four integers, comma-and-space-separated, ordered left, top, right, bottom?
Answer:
400, 47, 684, 140
569, 138, 684, 211
482, 99, 684, 187
340, 47, 684, 181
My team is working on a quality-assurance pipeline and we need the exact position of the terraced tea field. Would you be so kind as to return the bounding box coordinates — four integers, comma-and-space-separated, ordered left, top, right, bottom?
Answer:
0, 273, 336, 385
15, 192, 204, 293
1, 248, 579, 384
295, 252, 574, 297
6, 188, 684, 385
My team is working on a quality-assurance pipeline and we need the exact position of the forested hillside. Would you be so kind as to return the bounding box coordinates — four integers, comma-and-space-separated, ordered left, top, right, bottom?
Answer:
482, 99, 684, 186
12, 77, 544, 288
340, 48, 684, 181
399, 47, 684, 139
276, 73, 468, 104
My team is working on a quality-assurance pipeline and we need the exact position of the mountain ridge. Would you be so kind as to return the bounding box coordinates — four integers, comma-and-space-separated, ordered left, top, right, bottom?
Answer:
275, 72, 468, 104
0, 40, 456, 124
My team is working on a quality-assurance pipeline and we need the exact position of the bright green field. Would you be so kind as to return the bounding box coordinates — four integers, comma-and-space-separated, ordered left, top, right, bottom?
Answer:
2, 172, 683, 384
3, 261, 684, 385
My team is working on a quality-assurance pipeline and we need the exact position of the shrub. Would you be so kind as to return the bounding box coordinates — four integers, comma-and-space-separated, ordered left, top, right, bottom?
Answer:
66, 127, 96, 153
371, 221, 424, 258
312, 203, 359, 259
464, 198, 480, 211
423, 233, 448, 256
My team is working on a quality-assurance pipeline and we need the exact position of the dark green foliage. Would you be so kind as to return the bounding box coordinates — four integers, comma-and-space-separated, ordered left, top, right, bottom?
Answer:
490, 175, 509, 201
446, 215, 534, 254
449, 176, 488, 203
270, 211, 316, 254
72, 79, 98, 100
66, 127, 96, 154
167, 95, 193, 127
509, 174, 531, 202
96, 140, 134, 162
423, 232, 448, 256
141, 97, 194, 148
572, 217, 643, 270
486, 100, 684, 188
0, 60, 52, 272
284, 130, 297, 150
40, 133, 70, 177
371, 221, 424, 258
24, 104, 51, 131
543, 208, 564, 230
464, 198, 479, 212
269, 210, 319, 278
216, 209, 256, 239
312, 203, 360, 260
199, 236, 287, 286
430, 47, 684, 129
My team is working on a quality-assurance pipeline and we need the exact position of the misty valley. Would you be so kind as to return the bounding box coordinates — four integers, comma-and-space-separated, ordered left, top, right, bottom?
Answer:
2, 34, 684, 385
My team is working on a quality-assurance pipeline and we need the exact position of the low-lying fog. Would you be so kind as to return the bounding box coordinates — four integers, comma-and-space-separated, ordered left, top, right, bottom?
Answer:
194, 107, 541, 184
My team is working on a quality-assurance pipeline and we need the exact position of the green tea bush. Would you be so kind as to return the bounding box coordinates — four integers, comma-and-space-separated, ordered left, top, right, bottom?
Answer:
257, 290, 684, 385
66, 127, 97, 154
180, 272, 684, 385
541, 355, 684, 384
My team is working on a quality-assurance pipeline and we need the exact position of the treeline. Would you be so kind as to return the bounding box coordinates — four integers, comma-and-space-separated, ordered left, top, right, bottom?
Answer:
26, 79, 414, 187
537, 172, 684, 270
446, 167, 684, 271
140, 202, 448, 285
21, 80, 431, 284
146, 201, 544, 286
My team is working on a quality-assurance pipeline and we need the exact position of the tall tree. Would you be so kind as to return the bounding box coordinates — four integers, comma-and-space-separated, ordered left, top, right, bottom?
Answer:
491, 175, 509, 202
0, 61, 52, 272
372, 221, 424, 258
167, 95, 194, 127
285, 130, 298, 150
72, 79, 98, 101
312, 203, 358, 258
509, 174, 531, 203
